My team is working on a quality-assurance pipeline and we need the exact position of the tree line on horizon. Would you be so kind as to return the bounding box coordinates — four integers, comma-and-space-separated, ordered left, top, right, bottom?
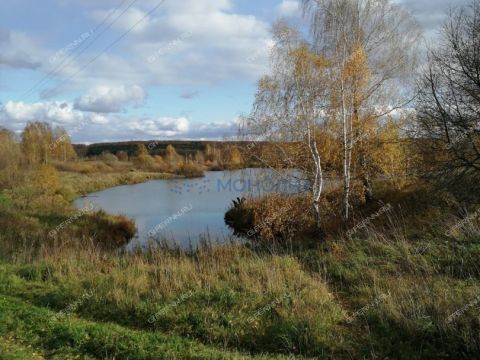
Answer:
0, 121, 247, 185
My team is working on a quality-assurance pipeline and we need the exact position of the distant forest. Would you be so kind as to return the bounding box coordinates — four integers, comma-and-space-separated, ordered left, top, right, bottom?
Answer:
74, 141, 252, 159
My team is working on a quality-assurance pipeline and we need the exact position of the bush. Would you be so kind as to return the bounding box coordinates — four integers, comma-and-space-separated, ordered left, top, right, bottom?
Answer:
133, 154, 156, 170
0, 210, 43, 260
153, 156, 168, 172
226, 194, 314, 243
116, 151, 129, 162
177, 163, 204, 178
75, 212, 137, 249
99, 151, 118, 163
224, 197, 254, 234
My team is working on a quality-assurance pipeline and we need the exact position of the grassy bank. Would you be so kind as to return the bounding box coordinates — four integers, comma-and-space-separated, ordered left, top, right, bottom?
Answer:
59, 170, 177, 198
0, 244, 344, 358
1, 205, 479, 358
0, 168, 180, 259
0, 295, 294, 359
1, 164, 480, 358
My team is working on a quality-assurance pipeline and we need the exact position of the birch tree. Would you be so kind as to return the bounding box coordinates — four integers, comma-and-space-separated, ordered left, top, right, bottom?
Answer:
243, 24, 331, 235
302, 0, 421, 219
0, 128, 21, 187
21, 122, 55, 166
52, 127, 77, 162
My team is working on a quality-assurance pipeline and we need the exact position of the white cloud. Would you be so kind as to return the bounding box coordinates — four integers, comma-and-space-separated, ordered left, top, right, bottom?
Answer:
72, 0, 273, 86
1, 100, 85, 125
67, 115, 238, 143
0, 28, 42, 69
0, 100, 112, 136
277, 0, 300, 17
92, 7, 151, 34
0, 98, 237, 142
164, 0, 231, 14
185, 119, 238, 140
38, 0, 470, 94
90, 113, 109, 124
0, 0, 282, 143
125, 116, 189, 137
0, 100, 191, 141
4, 0, 274, 100
74, 85, 146, 113
109, 117, 237, 141
393, 0, 470, 40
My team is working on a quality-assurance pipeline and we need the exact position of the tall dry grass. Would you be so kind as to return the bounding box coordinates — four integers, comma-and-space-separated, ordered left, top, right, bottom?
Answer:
3, 240, 346, 356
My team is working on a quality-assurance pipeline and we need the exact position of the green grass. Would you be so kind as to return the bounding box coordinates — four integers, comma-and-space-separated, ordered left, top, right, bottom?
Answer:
296, 224, 480, 358
0, 169, 173, 258
0, 295, 295, 359
0, 337, 46, 360
0, 245, 345, 358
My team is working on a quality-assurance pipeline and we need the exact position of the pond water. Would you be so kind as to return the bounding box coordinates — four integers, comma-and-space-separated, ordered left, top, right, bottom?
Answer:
74, 168, 308, 249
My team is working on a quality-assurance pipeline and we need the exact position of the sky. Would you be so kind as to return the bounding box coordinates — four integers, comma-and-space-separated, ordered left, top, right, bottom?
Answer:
0, 0, 471, 143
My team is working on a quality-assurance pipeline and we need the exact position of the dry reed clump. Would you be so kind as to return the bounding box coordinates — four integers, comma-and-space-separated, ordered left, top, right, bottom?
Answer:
226, 184, 378, 243
234, 194, 314, 242
176, 163, 205, 178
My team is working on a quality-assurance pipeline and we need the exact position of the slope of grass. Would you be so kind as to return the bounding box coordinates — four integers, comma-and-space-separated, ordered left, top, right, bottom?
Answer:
1, 221, 480, 358
0, 295, 296, 360
0, 336, 46, 360
2, 218, 480, 359
0, 244, 346, 358
296, 207, 480, 359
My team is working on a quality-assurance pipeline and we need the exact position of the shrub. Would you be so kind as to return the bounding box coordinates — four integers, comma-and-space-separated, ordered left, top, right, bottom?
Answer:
133, 154, 156, 170
226, 194, 314, 243
224, 197, 254, 234
116, 151, 129, 162
0, 210, 43, 260
177, 163, 204, 178
76, 212, 137, 249
153, 156, 168, 172
99, 151, 118, 163
0, 128, 21, 188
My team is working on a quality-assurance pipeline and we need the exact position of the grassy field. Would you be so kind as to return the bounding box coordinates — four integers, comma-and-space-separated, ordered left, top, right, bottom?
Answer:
0, 296, 291, 359
1, 167, 480, 359
1, 206, 480, 358
1, 230, 479, 359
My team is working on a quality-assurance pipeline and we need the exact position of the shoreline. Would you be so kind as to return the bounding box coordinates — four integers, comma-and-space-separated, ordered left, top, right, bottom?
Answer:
59, 170, 182, 200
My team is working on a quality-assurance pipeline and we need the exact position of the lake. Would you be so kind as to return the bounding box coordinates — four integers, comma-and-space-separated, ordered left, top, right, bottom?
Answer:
74, 168, 308, 249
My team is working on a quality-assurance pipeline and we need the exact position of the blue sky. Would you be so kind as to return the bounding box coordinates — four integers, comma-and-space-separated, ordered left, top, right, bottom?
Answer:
0, 0, 470, 143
